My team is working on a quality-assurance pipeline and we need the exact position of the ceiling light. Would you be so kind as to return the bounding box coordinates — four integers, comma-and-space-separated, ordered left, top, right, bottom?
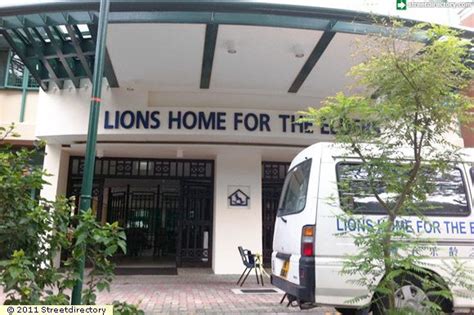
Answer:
225, 41, 237, 54
292, 45, 305, 58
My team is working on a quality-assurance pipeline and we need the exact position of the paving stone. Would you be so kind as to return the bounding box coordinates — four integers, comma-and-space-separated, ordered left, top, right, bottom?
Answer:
0, 268, 335, 314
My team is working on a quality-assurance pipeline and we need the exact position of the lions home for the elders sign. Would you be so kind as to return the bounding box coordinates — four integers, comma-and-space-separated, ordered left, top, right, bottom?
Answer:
103, 109, 326, 134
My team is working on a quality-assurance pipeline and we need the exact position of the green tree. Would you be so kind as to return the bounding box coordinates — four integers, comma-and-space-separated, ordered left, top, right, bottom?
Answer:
299, 22, 473, 314
0, 125, 141, 313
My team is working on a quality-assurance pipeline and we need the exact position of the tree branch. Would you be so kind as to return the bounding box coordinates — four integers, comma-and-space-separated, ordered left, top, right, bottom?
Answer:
351, 143, 392, 216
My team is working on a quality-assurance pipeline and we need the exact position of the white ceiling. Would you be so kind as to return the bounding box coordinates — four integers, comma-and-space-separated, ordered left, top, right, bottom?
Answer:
211, 25, 323, 92
106, 23, 366, 102
107, 23, 206, 89
299, 33, 366, 96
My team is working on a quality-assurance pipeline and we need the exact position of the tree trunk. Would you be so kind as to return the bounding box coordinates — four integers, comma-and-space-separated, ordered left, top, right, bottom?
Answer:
382, 215, 396, 310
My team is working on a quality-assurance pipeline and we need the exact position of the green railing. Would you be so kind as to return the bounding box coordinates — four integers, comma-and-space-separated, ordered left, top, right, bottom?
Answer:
3, 51, 39, 90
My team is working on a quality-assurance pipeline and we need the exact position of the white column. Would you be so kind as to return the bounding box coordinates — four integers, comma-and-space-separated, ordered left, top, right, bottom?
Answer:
41, 144, 69, 200
212, 148, 262, 274
41, 144, 70, 268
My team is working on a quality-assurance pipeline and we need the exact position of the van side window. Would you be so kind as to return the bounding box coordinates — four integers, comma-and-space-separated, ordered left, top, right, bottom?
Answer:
336, 163, 469, 216
277, 159, 312, 216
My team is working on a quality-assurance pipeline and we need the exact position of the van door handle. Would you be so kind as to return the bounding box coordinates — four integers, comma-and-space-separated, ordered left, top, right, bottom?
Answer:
280, 216, 287, 223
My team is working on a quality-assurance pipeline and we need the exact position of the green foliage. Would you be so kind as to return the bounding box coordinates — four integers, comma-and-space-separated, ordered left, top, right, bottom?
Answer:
112, 301, 145, 315
299, 22, 473, 313
71, 212, 127, 305
0, 125, 140, 312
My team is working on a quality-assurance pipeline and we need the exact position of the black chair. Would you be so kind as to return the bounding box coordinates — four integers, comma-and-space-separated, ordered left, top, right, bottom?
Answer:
236, 246, 264, 286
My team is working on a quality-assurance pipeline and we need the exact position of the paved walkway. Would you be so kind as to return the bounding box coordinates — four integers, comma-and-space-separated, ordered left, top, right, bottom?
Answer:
93, 269, 337, 314
0, 268, 337, 314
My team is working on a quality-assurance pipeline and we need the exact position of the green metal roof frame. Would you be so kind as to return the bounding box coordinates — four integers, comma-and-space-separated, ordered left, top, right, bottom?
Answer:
0, 1, 472, 92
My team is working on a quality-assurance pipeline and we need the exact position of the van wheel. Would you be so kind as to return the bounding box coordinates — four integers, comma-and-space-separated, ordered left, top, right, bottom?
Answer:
335, 307, 369, 315
372, 274, 451, 315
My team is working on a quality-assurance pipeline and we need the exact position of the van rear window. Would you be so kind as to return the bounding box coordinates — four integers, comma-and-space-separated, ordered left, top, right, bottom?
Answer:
336, 163, 470, 216
277, 159, 311, 216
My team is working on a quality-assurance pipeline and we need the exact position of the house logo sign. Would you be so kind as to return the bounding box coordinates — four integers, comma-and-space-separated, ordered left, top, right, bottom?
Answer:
228, 189, 250, 207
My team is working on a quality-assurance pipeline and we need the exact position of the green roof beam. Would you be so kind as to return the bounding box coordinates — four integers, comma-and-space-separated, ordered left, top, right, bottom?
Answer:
43, 25, 80, 87
39, 59, 88, 81
200, 24, 218, 89
288, 22, 336, 93
0, 29, 48, 90
23, 26, 63, 89
65, 24, 93, 80
52, 25, 67, 42
0, 12, 95, 28
0, 1, 471, 38
24, 38, 95, 60
88, 22, 118, 87
72, 25, 84, 40
11, 29, 30, 46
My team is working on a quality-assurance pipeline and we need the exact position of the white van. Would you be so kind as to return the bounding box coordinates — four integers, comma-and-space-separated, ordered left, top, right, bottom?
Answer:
271, 142, 474, 314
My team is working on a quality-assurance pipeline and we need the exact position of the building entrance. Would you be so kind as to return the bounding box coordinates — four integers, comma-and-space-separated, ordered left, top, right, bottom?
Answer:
262, 162, 290, 264
67, 157, 214, 267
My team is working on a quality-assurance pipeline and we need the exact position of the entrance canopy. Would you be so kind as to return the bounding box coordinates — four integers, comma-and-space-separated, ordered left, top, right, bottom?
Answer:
1, 1, 471, 99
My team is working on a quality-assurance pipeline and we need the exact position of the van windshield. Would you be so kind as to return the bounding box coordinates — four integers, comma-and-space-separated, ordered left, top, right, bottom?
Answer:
277, 159, 312, 216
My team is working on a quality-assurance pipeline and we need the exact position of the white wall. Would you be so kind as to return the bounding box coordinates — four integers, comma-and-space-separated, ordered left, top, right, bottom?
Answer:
213, 148, 262, 274
35, 82, 333, 146
41, 144, 70, 200
0, 90, 39, 141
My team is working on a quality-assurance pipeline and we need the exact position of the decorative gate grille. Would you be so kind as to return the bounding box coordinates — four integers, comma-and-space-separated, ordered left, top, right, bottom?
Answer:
67, 157, 214, 267
178, 180, 213, 267
68, 179, 104, 219
262, 162, 290, 263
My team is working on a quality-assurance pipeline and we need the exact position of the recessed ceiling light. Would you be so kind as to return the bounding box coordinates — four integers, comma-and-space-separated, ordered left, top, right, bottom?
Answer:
292, 45, 305, 58
225, 41, 237, 54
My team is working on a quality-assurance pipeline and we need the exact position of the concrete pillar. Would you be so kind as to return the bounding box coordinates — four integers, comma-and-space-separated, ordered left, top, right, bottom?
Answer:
41, 144, 69, 200
212, 149, 262, 274
41, 144, 70, 267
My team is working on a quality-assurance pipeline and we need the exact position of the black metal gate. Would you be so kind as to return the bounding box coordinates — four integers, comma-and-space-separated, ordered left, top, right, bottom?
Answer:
108, 190, 127, 226
68, 179, 104, 219
67, 157, 214, 267
157, 192, 179, 257
262, 162, 290, 263
178, 180, 213, 266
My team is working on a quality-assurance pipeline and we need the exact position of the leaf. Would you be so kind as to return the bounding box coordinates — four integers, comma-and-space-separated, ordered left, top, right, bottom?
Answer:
75, 232, 87, 245
117, 240, 127, 254
105, 245, 118, 256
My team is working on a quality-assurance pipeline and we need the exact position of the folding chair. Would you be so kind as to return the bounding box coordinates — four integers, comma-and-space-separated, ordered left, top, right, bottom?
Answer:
236, 246, 264, 286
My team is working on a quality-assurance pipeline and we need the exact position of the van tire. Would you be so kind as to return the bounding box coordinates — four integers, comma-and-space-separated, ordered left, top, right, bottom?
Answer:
335, 307, 369, 315
371, 273, 452, 315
